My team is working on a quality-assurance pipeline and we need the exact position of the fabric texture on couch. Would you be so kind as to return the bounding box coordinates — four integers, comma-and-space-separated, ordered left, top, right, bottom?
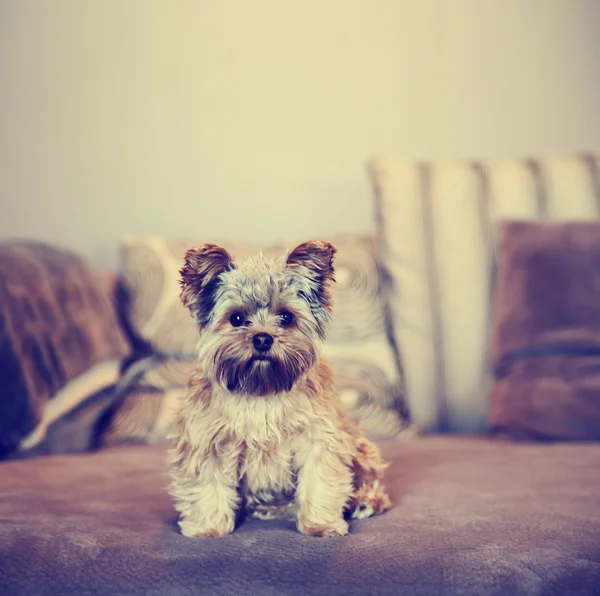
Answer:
491, 220, 600, 440
369, 153, 600, 434
0, 437, 599, 595
114, 234, 409, 441
0, 241, 130, 458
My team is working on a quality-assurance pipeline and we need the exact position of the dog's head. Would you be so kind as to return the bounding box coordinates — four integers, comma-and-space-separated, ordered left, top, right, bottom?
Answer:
180, 241, 336, 395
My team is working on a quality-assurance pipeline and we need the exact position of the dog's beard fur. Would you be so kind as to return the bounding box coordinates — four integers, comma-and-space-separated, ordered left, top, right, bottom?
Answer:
199, 315, 319, 395
218, 352, 309, 395
222, 357, 293, 394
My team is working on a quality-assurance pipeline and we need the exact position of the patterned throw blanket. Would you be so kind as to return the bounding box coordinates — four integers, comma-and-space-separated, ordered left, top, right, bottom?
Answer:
104, 234, 411, 444
0, 242, 129, 458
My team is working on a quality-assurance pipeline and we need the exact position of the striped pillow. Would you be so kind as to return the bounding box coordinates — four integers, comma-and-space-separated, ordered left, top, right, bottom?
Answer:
369, 154, 600, 433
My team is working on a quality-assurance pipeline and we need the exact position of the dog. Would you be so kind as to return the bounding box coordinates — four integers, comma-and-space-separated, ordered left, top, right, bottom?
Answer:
169, 240, 390, 537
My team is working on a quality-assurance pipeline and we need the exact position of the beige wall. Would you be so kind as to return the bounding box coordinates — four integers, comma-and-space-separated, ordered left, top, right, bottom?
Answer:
1, 0, 599, 267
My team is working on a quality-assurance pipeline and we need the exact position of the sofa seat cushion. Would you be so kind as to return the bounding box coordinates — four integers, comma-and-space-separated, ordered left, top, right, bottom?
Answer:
1, 437, 599, 595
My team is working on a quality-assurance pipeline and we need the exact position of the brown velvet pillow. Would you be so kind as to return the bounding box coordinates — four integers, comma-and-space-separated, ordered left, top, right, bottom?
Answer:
490, 220, 600, 441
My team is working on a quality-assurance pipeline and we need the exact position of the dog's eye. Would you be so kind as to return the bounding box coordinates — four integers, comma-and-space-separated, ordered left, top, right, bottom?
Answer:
279, 311, 294, 327
230, 313, 247, 327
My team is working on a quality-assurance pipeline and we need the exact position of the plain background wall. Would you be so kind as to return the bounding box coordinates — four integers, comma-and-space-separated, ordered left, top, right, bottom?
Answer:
1, 0, 599, 268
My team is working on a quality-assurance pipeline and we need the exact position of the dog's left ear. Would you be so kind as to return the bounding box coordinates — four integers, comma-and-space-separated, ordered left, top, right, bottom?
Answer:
287, 241, 336, 331
180, 244, 233, 327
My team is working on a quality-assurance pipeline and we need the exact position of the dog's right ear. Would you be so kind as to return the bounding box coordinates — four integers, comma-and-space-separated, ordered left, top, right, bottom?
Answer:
180, 244, 233, 326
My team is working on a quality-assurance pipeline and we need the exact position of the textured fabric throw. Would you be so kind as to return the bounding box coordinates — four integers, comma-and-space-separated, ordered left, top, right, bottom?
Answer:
369, 153, 600, 433
115, 234, 410, 442
490, 220, 600, 441
0, 242, 130, 458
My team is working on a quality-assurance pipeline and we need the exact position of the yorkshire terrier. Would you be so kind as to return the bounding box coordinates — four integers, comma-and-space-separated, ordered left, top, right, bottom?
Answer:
169, 241, 390, 537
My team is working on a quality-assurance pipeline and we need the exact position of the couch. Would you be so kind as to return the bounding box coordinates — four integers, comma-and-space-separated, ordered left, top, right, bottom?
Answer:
2, 438, 599, 595
1, 153, 600, 595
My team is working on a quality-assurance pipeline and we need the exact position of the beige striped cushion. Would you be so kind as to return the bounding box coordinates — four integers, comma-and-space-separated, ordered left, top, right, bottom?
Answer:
369, 154, 600, 433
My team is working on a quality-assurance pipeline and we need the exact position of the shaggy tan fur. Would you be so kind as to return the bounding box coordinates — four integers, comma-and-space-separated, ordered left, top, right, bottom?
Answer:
169, 241, 390, 537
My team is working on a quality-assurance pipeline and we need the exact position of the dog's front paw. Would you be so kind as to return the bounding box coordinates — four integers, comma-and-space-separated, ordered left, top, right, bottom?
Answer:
178, 516, 234, 538
297, 517, 349, 537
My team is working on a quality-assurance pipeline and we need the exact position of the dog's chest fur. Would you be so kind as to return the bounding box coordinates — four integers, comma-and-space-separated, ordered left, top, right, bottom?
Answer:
240, 436, 296, 506
213, 389, 316, 506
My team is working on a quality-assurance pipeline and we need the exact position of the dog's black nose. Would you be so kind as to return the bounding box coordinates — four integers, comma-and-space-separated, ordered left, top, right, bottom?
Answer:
252, 333, 274, 352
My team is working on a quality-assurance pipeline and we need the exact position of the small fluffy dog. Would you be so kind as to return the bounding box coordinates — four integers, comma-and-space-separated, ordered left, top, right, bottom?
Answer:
169, 241, 390, 537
